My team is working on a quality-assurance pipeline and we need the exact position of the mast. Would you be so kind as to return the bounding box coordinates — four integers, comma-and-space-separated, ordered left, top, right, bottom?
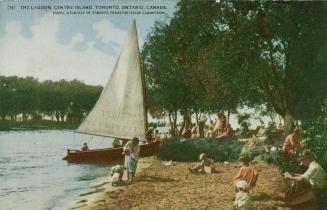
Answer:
134, 19, 149, 134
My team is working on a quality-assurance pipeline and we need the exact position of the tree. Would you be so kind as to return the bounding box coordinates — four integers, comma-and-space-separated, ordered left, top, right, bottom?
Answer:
208, 1, 327, 135
142, 0, 241, 134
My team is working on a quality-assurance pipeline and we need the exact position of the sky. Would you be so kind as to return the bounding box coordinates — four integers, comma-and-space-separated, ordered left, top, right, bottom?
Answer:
0, 0, 177, 85
0, 0, 280, 128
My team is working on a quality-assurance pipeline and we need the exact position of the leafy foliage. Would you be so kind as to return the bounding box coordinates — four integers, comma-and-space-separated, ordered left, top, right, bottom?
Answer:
159, 138, 245, 162
143, 1, 327, 134
0, 76, 102, 125
302, 98, 327, 170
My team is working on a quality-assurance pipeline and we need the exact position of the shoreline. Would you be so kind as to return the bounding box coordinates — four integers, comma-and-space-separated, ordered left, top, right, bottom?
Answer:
68, 158, 289, 210
67, 156, 156, 209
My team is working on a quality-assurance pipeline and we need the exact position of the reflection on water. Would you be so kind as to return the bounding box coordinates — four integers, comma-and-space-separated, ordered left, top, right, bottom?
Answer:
0, 130, 113, 210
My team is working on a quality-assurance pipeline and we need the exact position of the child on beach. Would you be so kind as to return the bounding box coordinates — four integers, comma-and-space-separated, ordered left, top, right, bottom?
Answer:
126, 150, 137, 182
110, 165, 125, 186
234, 180, 253, 210
123, 137, 140, 182
189, 153, 214, 173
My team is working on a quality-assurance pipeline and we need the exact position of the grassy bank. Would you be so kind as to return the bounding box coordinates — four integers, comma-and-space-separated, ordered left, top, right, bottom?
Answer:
0, 120, 79, 131
159, 138, 246, 162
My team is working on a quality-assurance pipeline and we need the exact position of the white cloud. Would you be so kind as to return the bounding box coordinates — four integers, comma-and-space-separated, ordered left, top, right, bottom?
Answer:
70, 33, 85, 47
93, 19, 126, 52
0, 15, 123, 86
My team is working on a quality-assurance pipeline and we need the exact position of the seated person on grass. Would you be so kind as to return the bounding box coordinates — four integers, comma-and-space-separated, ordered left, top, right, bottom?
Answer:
217, 124, 234, 139
278, 150, 326, 207
246, 135, 258, 149
264, 135, 277, 152
282, 128, 300, 155
233, 156, 259, 193
189, 153, 214, 173
234, 180, 253, 210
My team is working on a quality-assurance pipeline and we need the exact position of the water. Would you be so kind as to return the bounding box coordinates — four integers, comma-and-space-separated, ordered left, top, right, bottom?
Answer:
0, 130, 114, 210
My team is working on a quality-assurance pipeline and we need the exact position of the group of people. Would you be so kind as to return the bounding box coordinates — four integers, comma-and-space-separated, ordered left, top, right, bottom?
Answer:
189, 153, 258, 209
187, 125, 326, 209
188, 113, 234, 139
111, 137, 140, 185
146, 128, 161, 143
81, 137, 141, 186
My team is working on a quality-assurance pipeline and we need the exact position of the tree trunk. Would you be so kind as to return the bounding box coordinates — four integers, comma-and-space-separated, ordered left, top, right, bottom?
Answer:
54, 113, 60, 122
227, 109, 230, 125
168, 111, 178, 137
283, 112, 296, 137
178, 110, 191, 136
195, 111, 199, 126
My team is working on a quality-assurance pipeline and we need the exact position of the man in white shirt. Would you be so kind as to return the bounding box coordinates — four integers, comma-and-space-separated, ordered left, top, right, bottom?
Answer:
279, 150, 326, 207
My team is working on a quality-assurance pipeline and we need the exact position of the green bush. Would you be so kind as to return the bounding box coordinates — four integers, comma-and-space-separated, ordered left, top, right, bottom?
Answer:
262, 151, 303, 173
302, 98, 327, 209
159, 138, 245, 162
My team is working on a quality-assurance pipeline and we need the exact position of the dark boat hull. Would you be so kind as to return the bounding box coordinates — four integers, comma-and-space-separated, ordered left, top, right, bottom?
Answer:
63, 141, 160, 164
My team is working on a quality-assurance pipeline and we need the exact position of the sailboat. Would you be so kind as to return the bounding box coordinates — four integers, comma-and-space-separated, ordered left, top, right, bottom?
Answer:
63, 20, 160, 164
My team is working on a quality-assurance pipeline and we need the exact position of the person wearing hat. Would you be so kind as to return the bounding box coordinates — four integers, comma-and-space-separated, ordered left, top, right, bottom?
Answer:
282, 127, 300, 155
234, 180, 253, 210
279, 150, 326, 206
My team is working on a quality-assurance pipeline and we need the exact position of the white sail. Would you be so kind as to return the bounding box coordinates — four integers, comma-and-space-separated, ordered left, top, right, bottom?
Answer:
76, 20, 147, 141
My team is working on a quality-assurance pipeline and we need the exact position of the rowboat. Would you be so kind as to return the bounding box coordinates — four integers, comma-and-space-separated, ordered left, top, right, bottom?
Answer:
63, 141, 160, 164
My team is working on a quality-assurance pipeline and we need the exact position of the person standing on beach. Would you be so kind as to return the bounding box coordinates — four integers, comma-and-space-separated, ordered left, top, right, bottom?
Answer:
123, 137, 140, 181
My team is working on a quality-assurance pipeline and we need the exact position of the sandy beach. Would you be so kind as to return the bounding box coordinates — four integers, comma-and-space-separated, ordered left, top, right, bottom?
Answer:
70, 157, 289, 210
68, 157, 156, 209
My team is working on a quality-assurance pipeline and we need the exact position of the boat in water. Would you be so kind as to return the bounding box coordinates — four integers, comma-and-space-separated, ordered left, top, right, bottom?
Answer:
63, 20, 160, 164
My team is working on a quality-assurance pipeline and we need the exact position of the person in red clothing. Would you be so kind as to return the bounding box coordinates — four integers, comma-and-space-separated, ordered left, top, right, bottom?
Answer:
233, 156, 259, 193
282, 128, 300, 155
217, 124, 233, 139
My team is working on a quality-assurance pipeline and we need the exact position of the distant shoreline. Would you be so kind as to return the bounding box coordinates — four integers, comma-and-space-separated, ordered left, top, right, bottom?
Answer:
0, 120, 79, 131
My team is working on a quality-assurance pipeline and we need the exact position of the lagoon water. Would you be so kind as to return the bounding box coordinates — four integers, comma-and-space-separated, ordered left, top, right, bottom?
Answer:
0, 130, 114, 210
